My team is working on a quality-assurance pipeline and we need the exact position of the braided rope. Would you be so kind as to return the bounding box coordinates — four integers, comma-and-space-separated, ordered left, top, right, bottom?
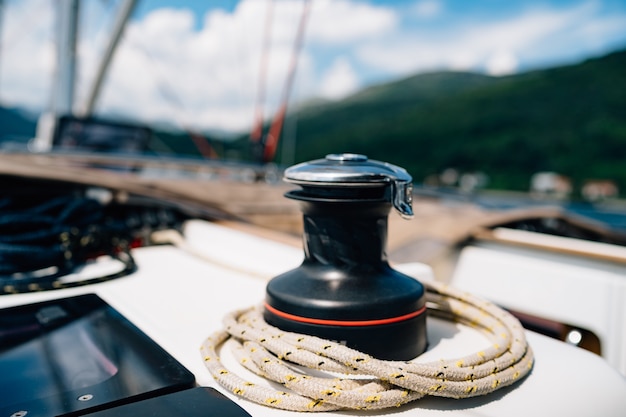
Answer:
200, 280, 534, 412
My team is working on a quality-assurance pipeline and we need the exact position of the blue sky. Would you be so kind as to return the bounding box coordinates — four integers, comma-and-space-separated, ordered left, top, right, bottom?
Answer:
1, 0, 625, 133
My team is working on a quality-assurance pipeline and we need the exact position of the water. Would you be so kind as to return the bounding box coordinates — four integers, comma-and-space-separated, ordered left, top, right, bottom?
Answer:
415, 186, 626, 234
566, 203, 626, 232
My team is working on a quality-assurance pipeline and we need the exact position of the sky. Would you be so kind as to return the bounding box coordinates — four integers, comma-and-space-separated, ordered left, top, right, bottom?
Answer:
0, 0, 625, 134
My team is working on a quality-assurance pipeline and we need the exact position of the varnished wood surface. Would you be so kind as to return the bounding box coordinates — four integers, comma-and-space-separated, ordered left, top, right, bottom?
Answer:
2, 152, 616, 273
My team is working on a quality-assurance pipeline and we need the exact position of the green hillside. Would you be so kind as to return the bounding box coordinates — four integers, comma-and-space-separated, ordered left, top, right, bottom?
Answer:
0, 107, 37, 143
279, 49, 626, 194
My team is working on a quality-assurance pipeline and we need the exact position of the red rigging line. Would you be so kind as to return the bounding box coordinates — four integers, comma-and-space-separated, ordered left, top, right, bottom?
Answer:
189, 130, 218, 159
252, 0, 312, 164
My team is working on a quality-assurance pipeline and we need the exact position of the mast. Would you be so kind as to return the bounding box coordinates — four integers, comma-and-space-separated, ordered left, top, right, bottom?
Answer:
54, 0, 79, 116
34, 0, 135, 149
33, 0, 79, 151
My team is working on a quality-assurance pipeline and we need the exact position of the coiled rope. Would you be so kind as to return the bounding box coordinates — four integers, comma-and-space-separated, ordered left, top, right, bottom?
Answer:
200, 279, 534, 412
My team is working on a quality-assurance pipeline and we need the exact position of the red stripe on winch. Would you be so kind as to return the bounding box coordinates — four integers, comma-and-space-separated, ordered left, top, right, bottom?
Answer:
264, 303, 426, 327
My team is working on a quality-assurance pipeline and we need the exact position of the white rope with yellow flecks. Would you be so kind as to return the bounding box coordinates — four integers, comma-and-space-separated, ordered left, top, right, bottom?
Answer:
200, 280, 534, 412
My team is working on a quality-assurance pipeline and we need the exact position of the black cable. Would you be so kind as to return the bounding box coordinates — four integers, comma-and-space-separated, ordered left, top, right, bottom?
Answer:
0, 193, 136, 294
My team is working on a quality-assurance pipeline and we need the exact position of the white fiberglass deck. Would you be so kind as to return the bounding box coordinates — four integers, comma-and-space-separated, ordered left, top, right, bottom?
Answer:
1, 220, 625, 417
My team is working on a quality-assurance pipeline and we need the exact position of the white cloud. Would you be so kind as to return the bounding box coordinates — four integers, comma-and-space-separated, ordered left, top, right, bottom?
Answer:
485, 50, 519, 75
0, 0, 54, 109
447, 52, 479, 72
319, 57, 359, 100
412, 0, 443, 19
100, 1, 307, 132
307, 0, 397, 44
356, 1, 623, 76
95, 0, 397, 132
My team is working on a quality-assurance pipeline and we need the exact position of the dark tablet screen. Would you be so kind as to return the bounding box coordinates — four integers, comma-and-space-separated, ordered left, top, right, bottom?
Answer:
0, 293, 195, 417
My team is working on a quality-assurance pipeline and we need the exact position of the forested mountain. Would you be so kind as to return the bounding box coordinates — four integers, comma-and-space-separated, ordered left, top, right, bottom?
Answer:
281, 49, 626, 193
0, 107, 37, 144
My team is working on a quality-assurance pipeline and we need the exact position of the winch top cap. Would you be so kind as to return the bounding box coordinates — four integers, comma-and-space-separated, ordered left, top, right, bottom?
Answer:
284, 153, 412, 185
284, 153, 414, 219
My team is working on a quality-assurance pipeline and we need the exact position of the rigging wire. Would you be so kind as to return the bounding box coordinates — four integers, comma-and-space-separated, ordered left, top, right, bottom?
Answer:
249, 0, 274, 147
253, 0, 312, 164
81, 0, 137, 116
135, 45, 218, 159
263, 0, 311, 163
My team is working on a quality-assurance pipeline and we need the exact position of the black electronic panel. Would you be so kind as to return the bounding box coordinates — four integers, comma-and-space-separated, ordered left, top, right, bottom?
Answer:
53, 115, 151, 154
0, 294, 195, 417
82, 387, 252, 417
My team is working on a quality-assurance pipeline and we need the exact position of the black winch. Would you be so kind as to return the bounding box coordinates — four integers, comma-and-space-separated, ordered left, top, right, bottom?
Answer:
264, 153, 427, 360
